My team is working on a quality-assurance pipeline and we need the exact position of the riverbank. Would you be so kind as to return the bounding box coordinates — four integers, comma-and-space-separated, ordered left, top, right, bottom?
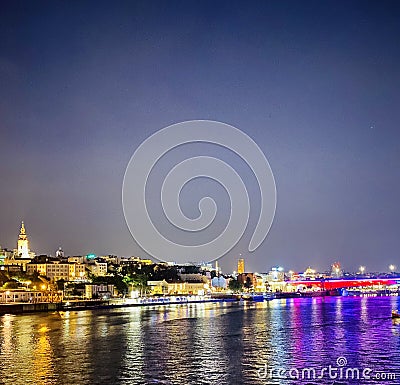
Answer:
0, 302, 62, 314
1, 290, 398, 315
0, 296, 228, 315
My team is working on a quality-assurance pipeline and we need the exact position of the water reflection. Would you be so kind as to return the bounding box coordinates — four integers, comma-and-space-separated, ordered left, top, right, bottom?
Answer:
33, 325, 56, 384
0, 297, 399, 384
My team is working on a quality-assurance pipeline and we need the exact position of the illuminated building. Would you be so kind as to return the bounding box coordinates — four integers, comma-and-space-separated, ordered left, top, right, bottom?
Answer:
128, 256, 153, 265
27, 262, 87, 281
26, 263, 47, 276
4, 222, 35, 271
87, 261, 108, 276
0, 289, 57, 303
147, 280, 169, 295
267, 267, 285, 282
16, 221, 30, 258
167, 281, 208, 295
85, 284, 114, 299
0, 247, 13, 266
119, 256, 154, 271
303, 267, 317, 279
237, 258, 245, 274
266, 267, 286, 292
55, 247, 64, 259
68, 256, 85, 264
331, 262, 343, 278
287, 277, 400, 291
40, 263, 69, 281
211, 275, 227, 290
146, 279, 209, 296
253, 273, 268, 292
69, 263, 87, 280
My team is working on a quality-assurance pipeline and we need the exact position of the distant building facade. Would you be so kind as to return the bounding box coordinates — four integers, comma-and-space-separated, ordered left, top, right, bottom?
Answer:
85, 284, 114, 299
27, 262, 87, 282
87, 261, 108, 277
237, 258, 245, 274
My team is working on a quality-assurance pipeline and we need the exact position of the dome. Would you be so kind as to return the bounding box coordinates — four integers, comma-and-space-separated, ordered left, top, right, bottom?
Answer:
212, 276, 227, 288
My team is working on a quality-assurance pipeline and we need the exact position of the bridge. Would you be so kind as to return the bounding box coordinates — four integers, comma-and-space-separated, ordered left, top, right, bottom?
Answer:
288, 277, 400, 290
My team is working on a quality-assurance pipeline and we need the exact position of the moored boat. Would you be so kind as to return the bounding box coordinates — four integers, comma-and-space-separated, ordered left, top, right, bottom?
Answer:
392, 310, 400, 318
263, 292, 275, 301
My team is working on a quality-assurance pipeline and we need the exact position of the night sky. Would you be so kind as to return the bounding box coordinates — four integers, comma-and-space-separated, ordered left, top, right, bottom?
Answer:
1, 0, 399, 273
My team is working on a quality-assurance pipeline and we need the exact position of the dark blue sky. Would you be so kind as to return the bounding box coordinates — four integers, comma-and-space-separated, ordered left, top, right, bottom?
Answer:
1, 0, 399, 273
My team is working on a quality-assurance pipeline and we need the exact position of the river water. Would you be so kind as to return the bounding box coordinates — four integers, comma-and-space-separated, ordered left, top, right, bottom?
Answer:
0, 296, 399, 385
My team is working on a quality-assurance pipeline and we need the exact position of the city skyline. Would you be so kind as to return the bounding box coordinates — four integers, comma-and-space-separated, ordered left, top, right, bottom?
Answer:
1, 220, 397, 275
1, 1, 400, 273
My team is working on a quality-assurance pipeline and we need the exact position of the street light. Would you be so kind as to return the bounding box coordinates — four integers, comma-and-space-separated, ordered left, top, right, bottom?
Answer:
359, 266, 365, 274
389, 264, 396, 273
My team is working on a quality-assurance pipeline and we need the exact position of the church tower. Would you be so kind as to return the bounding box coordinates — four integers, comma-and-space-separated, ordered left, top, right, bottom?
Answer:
237, 258, 245, 274
17, 221, 30, 258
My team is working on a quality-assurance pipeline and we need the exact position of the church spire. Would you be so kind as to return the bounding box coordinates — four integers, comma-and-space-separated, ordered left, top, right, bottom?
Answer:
17, 221, 29, 258
20, 221, 26, 236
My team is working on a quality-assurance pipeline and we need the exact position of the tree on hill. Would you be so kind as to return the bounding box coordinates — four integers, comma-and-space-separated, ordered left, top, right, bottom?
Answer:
124, 273, 149, 297
3, 280, 19, 290
228, 278, 243, 293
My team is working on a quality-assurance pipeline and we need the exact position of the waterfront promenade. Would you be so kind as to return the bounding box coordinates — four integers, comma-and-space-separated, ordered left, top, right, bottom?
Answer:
1, 286, 399, 316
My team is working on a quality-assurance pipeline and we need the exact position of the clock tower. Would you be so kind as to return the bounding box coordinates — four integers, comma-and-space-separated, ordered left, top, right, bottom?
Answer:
17, 221, 30, 258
